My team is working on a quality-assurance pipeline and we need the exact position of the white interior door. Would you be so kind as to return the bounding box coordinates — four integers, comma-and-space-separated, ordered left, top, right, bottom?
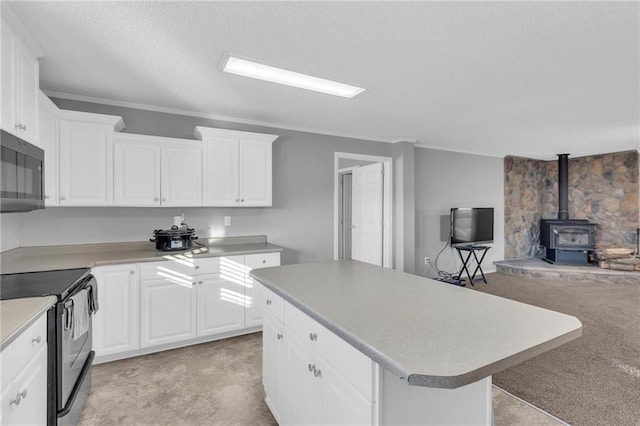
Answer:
351, 163, 383, 266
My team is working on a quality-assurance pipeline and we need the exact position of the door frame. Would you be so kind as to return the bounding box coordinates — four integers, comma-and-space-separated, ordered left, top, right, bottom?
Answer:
334, 152, 393, 268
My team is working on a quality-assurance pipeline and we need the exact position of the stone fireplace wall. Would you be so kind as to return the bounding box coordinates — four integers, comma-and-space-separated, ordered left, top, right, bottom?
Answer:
504, 150, 639, 259
504, 156, 545, 259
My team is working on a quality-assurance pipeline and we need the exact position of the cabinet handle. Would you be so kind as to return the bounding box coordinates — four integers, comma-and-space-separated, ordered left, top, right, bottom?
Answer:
195, 265, 200, 270
198, 281, 203, 285
308, 363, 314, 372
314, 368, 322, 378
9, 395, 21, 406
44, 195, 50, 200
154, 197, 159, 201
14, 123, 21, 130
32, 336, 41, 344
262, 260, 266, 264
276, 333, 283, 340
130, 270, 135, 275
309, 333, 317, 341
241, 198, 245, 202
266, 299, 272, 305
22, 124, 27, 131
60, 195, 66, 201
235, 199, 239, 202
162, 198, 167, 202
18, 389, 27, 399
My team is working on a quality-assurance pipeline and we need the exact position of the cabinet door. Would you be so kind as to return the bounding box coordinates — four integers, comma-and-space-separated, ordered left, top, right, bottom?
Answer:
15, 41, 39, 145
244, 253, 281, 328
239, 140, 272, 206
114, 138, 160, 206
38, 97, 59, 205
321, 361, 372, 426
59, 121, 113, 205
262, 311, 284, 423
140, 278, 196, 348
1, 23, 16, 135
1, 346, 47, 426
92, 265, 139, 357
196, 274, 245, 337
203, 137, 239, 206
285, 332, 322, 425
160, 145, 202, 206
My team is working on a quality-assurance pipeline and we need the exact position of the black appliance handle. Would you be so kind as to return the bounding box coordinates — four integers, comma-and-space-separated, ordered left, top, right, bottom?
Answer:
58, 351, 94, 417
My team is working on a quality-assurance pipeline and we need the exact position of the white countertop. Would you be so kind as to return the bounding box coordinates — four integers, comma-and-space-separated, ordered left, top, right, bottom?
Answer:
1, 296, 57, 350
251, 260, 582, 389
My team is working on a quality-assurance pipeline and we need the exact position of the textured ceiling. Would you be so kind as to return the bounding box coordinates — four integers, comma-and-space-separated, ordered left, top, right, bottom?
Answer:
7, 1, 640, 159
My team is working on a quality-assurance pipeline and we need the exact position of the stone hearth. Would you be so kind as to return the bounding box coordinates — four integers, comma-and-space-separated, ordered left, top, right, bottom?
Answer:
495, 258, 640, 285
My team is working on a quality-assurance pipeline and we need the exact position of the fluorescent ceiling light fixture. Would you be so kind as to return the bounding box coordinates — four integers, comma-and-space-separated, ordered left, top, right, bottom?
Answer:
221, 54, 366, 98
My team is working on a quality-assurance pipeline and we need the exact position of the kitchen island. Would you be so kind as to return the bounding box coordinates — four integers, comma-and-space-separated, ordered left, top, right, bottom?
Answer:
251, 260, 582, 425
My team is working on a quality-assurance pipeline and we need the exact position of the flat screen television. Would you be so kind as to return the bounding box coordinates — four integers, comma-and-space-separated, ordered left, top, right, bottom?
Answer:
450, 207, 494, 246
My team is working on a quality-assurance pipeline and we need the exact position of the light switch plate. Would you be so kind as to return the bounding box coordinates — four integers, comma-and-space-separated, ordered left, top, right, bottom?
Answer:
224, 216, 231, 226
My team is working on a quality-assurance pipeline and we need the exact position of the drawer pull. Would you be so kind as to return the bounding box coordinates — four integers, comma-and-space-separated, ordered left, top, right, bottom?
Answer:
262, 260, 266, 263
32, 336, 42, 344
195, 265, 200, 270
308, 363, 314, 372
9, 396, 21, 406
18, 389, 27, 399
266, 299, 272, 305
314, 368, 322, 378
309, 333, 317, 341
276, 333, 283, 340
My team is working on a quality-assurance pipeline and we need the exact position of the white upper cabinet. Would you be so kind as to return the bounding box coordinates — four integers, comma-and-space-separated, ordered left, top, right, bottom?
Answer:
1, 19, 39, 145
113, 133, 202, 207
160, 143, 202, 207
58, 110, 124, 206
38, 92, 59, 206
195, 126, 278, 207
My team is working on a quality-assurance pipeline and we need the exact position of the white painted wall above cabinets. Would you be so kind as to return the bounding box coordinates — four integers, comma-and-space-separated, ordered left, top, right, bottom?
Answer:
113, 133, 202, 207
195, 126, 278, 207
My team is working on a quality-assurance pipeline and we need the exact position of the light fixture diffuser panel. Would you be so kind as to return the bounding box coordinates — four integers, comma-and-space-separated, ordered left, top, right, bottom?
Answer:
221, 55, 366, 98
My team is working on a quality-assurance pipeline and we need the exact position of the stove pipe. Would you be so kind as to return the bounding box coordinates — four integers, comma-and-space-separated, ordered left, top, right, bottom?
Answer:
557, 154, 569, 220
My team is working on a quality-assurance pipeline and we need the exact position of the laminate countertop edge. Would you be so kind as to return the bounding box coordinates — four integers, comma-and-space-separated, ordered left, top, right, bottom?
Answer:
1, 296, 57, 350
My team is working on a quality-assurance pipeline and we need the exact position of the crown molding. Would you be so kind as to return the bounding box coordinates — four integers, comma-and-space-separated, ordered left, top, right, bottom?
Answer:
43, 90, 404, 144
414, 143, 505, 159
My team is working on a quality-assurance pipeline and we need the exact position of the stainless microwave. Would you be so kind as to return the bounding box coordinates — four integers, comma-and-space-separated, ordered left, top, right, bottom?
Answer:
1, 130, 44, 213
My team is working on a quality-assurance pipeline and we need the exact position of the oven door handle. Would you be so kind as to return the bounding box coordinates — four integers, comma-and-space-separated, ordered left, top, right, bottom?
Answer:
58, 351, 95, 417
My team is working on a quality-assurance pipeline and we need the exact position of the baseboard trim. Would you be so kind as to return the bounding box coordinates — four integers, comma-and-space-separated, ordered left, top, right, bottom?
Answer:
492, 385, 570, 425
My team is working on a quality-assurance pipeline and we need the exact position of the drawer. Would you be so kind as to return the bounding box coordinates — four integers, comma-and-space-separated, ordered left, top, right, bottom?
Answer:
284, 302, 373, 400
139, 256, 220, 280
262, 285, 284, 323
2, 314, 47, 387
245, 252, 281, 270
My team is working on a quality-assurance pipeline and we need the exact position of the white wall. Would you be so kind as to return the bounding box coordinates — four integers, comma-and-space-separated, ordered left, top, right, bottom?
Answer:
1, 214, 20, 252
414, 147, 504, 278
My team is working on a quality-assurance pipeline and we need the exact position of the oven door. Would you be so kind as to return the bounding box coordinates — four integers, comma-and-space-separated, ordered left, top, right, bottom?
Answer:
57, 278, 95, 414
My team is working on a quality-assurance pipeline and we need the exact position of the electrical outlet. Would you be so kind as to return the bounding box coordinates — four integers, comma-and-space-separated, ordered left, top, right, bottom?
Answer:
224, 216, 231, 226
424, 257, 430, 265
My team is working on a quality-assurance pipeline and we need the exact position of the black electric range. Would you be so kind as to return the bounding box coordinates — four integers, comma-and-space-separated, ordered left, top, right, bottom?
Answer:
0, 268, 91, 301
1, 268, 97, 426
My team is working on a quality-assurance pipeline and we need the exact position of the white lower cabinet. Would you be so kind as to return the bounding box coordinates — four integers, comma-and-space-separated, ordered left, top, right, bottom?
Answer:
196, 274, 245, 337
244, 252, 281, 327
140, 277, 197, 348
92, 265, 140, 358
262, 311, 286, 423
91, 251, 280, 360
262, 294, 374, 426
1, 314, 48, 426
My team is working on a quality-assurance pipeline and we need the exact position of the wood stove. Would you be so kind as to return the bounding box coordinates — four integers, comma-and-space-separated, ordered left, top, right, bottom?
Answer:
540, 154, 596, 264
540, 219, 596, 264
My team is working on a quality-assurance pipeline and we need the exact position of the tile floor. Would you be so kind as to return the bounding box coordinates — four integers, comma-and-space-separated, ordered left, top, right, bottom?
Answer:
79, 333, 564, 425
